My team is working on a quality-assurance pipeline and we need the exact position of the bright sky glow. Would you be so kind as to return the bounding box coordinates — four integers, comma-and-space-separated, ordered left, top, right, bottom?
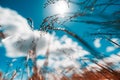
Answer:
53, 1, 69, 16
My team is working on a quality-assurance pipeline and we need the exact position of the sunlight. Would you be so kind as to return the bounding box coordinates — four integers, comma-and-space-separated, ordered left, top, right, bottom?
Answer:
53, 0, 69, 16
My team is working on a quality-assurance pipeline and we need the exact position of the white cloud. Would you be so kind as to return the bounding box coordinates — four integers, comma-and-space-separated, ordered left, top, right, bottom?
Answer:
87, 63, 102, 72
97, 60, 107, 66
2, 7, 118, 76
106, 46, 115, 52
37, 59, 45, 68
103, 54, 120, 64
111, 38, 119, 43
94, 38, 101, 48
111, 38, 120, 47
0, 7, 32, 37
0, 7, 90, 71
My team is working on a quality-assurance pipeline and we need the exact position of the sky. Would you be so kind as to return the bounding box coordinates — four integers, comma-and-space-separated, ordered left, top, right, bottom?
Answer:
0, 0, 120, 79
0, 0, 46, 29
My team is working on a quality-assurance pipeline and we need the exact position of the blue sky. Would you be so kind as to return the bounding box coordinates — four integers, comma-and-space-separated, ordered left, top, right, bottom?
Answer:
0, 0, 45, 29
0, 0, 120, 79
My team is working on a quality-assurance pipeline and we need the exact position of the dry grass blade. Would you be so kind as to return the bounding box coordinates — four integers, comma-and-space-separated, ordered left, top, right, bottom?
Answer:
0, 32, 5, 39
47, 27, 103, 59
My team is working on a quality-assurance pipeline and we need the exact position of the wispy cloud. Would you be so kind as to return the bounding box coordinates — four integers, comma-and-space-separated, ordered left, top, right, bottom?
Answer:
106, 46, 115, 52
94, 38, 101, 48
103, 54, 120, 63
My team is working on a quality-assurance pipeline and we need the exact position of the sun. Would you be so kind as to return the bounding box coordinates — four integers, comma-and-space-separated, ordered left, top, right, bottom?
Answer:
53, 1, 69, 16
